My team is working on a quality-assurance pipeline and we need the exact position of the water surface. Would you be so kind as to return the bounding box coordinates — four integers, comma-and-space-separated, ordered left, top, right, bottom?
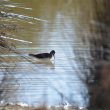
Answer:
0, 0, 100, 108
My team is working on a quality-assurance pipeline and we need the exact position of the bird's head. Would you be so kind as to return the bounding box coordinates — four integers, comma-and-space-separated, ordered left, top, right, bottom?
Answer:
50, 50, 55, 59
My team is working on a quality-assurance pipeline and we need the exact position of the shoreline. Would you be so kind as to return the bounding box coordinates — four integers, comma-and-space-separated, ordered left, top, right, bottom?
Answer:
0, 103, 87, 110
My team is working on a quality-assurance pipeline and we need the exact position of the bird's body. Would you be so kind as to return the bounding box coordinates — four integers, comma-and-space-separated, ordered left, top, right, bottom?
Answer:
29, 50, 55, 60
29, 53, 52, 59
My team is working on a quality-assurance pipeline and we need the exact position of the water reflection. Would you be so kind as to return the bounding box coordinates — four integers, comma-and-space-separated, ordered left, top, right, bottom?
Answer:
0, 0, 93, 108
0, 0, 110, 109
88, 0, 110, 110
32, 60, 55, 69
0, 65, 19, 104
71, 0, 110, 110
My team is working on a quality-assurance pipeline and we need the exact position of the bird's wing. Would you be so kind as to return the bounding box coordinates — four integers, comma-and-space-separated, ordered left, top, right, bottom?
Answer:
35, 53, 50, 58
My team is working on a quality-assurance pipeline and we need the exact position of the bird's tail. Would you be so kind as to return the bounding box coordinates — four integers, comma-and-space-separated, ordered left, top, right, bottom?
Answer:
29, 54, 35, 57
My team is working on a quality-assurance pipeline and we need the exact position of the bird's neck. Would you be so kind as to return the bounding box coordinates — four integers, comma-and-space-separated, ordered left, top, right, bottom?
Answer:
49, 54, 53, 58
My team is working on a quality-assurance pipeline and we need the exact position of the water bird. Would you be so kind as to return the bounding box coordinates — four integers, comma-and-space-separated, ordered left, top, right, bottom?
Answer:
29, 50, 55, 60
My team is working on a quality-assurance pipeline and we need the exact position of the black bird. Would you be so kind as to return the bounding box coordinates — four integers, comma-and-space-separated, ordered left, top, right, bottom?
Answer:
29, 50, 55, 60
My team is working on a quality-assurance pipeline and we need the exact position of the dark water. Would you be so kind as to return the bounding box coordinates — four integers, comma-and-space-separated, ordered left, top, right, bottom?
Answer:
0, 0, 110, 109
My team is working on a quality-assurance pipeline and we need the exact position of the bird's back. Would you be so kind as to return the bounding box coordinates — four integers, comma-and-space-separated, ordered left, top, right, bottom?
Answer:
29, 53, 52, 59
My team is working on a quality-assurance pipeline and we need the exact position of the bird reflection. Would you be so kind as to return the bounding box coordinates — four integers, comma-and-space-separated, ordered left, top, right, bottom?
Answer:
32, 59, 55, 69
